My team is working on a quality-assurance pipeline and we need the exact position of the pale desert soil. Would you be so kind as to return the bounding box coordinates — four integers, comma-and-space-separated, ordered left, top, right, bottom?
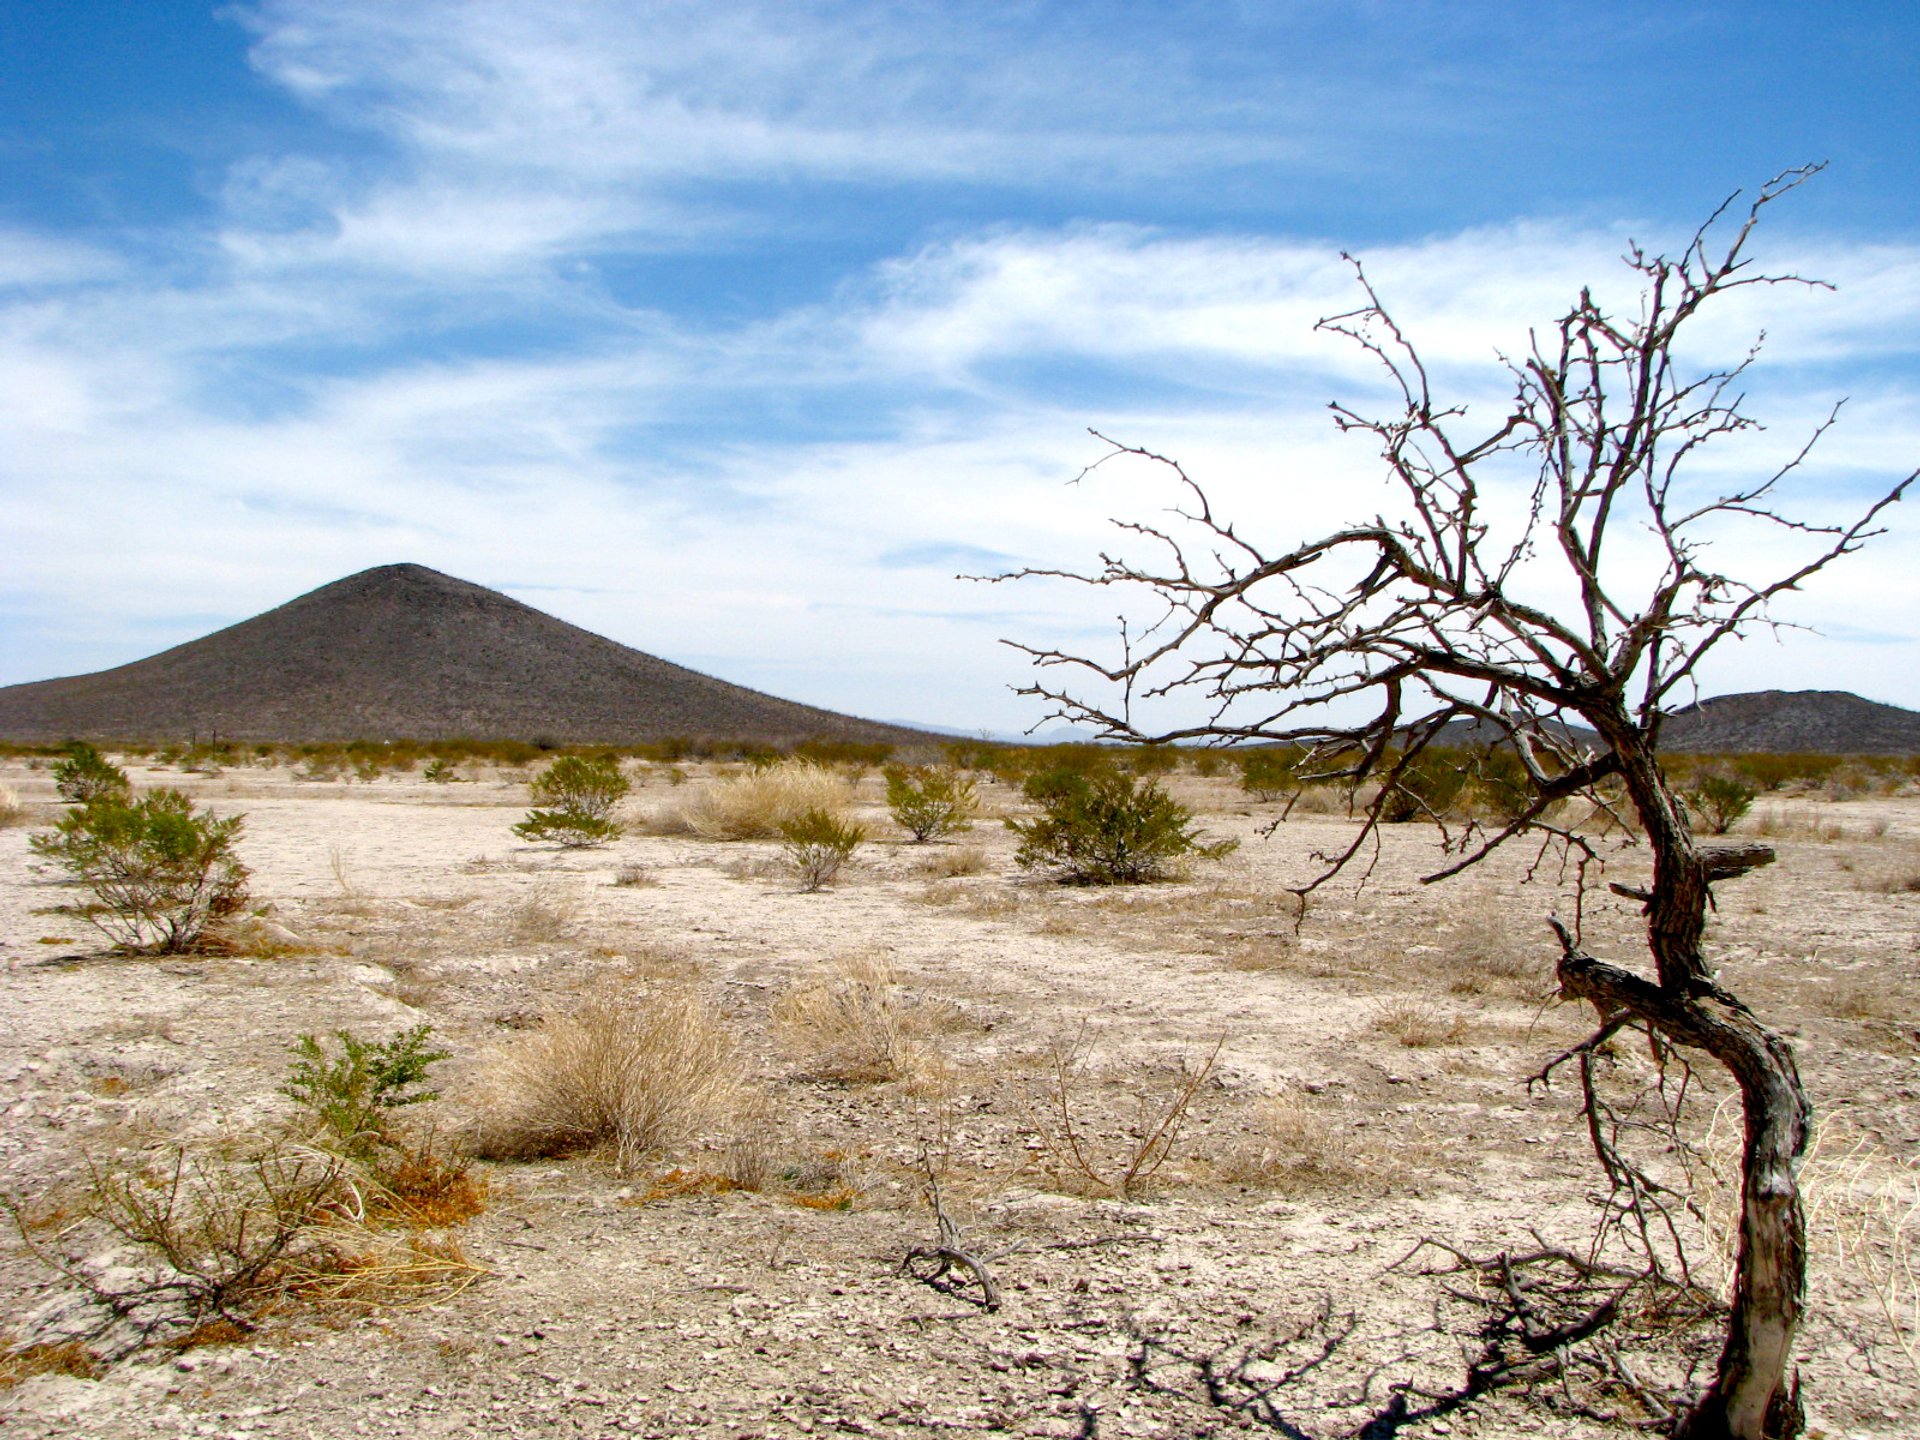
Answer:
1, 756, 1915, 1439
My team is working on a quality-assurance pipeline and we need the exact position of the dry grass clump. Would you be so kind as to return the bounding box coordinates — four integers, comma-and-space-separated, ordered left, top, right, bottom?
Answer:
502, 882, 587, 946
0, 1336, 99, 1387
1749, 804, 1847, 842
1368, 998, 1468, 1048
1222, 1091, 1368, 1193
671, 760, 856, 840
774, 950, 961, 1086
465, 986, 746, 1173
0, 783, 28, 828
913, 844, 989, 878
1856, 843, 1920, 895
1431, 898, 1542, 996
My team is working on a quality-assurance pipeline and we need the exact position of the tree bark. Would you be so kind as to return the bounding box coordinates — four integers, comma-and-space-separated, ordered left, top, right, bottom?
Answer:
1564, 717, 1810, 1439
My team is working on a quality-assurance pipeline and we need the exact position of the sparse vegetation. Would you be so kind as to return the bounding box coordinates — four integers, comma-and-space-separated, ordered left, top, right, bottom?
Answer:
779, 808, 866, 891
513, 753, 630, 847
51, 741, 131, 804
1026, 1028, 1223, 1200
1684, 770, 1759, 835
913, 843, 988, 878
673, 759, 855, 840
885, 764, 978, 841
1009, 769, 1234, 884
28, 789, 249, 952
1368, 998, 1467, 1048
774, 951, 954, 1084
1236, 749, 1297, 802
281, 1025, 451, 1161
466, 987, 746, 1173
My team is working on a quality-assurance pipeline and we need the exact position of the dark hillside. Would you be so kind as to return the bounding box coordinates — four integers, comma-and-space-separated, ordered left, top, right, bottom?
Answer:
1659, 689, 1920, 755
0, 564, 926, 747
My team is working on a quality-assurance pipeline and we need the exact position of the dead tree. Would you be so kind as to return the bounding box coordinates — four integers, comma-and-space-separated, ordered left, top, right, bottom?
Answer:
998, 168, 1912, 1440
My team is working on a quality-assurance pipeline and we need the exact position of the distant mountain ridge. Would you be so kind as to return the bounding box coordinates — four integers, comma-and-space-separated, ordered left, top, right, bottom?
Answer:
1419, 689, 1920, 755
0, 564, 927, 746
1657, 689, 1920, 754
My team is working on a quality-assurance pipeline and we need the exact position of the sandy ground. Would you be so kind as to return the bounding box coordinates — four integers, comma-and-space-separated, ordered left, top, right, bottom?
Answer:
0, 755, 1915, 1439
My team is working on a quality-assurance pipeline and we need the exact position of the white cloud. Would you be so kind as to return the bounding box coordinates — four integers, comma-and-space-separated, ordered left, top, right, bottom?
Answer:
3, 3, 1916, 728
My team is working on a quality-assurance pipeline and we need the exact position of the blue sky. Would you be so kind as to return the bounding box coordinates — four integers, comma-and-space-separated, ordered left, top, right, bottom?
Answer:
3, 1, 1917, 730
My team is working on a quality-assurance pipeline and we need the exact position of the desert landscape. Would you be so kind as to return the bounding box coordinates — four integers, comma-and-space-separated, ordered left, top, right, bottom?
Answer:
2, 745, 1915, 1439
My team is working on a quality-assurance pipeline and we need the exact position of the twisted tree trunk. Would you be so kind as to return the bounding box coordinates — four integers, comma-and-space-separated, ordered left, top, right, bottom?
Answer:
1562, 720, 1811, 1439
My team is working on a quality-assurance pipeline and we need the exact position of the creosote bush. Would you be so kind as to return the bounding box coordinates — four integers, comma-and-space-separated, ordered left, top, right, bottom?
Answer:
29, 789, 249, 953
779, 808, 866, 891
1009, 769, 1235, 884
884, 764, 978, 841
1236, 749, 1297, 802
513, 754, 629, 847
282, 1025, 450, 1161
1684, 771, 1758, 836
52, 742, 131, 805
466, 987, 745, 1174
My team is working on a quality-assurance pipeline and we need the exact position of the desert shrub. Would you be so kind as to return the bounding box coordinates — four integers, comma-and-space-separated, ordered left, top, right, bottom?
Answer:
774, 951, 954, 1084
913, 844, 988, 878
29, 790, 249, 953
1125, 744, 1180, 776
674, 759, 854, 840
885, 764, 978, 841
6, 1143, 351, 1344
281, 1025, 450, 1161
422, 758, 458, 783
780, 809, 866, 891
941, 737, 1007, 773
1378, 750, 1468, 823
794, 738, 894, 772
1683, 771, 1757, 836
51, 742, 130, 804
1724, 751, 1844, 793
1223, 1091, 1368, 1194
513, 754, 629, 847
0, 783, 26, 828
465, 987, 745, 1173
502, 882, 586, 945
1009, 769, 1235, 884
1468, 744, 1535, 823
1027, 1029, 1222, 1200
1236, 749, 1297, 801
1368, 998, 1468, 1048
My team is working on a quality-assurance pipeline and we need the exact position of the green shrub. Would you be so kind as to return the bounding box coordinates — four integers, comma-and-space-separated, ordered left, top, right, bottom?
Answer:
1236, 750, 1297, 802
513, 754, 630, 847
884, 765, 978, 842
1378, 751, 1468, 823
1125, 744, 1180, 776
28, 790, 248, 952
1683, 771, 1757, 835
1008, 770, 1235, 884
1469, 744, 1535, 824
51, 742, 130, 804
422, 758, 458, 783
779, 809, 867, 891
281, 1025, 451, 1161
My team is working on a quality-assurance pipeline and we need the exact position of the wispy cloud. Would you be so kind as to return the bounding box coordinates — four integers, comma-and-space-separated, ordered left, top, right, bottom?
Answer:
2, 1, 1916, 727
